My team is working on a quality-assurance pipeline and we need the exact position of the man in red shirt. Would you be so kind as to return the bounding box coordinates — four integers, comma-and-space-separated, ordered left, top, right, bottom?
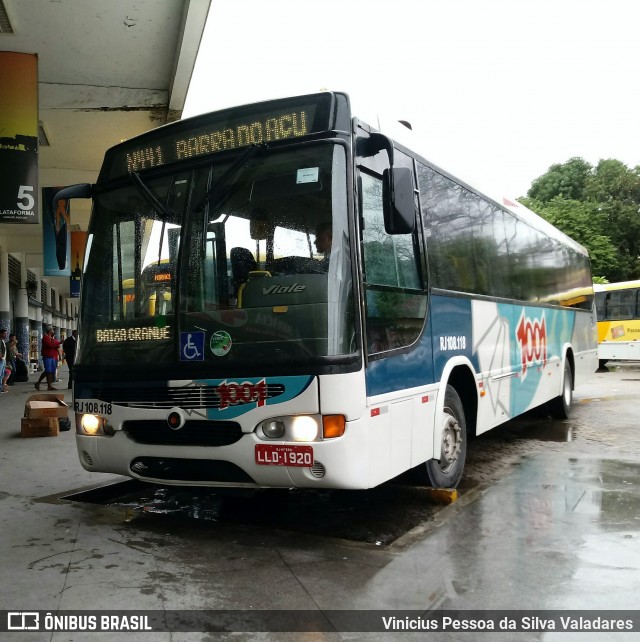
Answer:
35, 325, 62, 390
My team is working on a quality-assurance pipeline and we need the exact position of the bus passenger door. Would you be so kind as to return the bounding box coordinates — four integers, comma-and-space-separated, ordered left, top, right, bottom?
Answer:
357, 141, 430, 482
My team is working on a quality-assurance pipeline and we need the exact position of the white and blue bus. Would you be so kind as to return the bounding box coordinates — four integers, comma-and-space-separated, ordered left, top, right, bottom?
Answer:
56, 91, 598, 489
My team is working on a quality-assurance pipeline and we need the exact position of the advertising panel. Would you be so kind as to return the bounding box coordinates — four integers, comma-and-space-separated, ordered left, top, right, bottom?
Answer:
0, 52, 39, 224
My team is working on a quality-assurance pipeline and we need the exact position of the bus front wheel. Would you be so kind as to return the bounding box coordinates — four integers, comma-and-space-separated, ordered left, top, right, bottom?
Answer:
424, 385, 467, 489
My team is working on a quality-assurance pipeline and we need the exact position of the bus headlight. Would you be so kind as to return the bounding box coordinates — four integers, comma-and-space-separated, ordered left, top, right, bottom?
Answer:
290, 416, 319, 442
80, 414, 103, 435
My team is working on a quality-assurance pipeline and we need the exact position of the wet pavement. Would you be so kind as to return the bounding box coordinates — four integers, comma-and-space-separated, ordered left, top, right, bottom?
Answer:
1, 365, 640, 640
56, 481, 437, 546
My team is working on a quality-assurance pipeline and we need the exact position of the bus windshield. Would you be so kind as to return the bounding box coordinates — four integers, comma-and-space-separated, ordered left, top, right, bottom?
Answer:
80, 142, 354, 370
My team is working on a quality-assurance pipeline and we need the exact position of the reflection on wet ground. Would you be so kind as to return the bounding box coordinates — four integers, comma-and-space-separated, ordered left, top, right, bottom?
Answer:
506, 416, 574, 442
598, 360, 640, 372
564, 458, 640, 530
63, 480, 446, 546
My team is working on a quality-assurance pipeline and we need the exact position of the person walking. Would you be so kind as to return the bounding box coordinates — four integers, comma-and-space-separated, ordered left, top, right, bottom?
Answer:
35, 326, 62, 391
6, 333, 21, 386
62, 330, 77, 390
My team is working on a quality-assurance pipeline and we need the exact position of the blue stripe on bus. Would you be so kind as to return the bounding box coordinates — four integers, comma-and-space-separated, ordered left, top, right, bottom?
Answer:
365, 328, 436, 397
365, 296, 474, 396
430, 297, 478, 375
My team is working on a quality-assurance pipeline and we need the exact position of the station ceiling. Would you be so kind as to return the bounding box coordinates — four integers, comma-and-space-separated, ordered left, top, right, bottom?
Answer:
0, 0, 211, 294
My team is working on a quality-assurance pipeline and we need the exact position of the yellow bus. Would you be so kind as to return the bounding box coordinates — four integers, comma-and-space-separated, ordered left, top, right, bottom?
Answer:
594, 280, 640, 366
120, 261, 173, 319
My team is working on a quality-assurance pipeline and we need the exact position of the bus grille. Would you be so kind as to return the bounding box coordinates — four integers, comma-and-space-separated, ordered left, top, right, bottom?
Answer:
90, 383, 285, 410
123, 420, 243, 447
129, 457, 255, 483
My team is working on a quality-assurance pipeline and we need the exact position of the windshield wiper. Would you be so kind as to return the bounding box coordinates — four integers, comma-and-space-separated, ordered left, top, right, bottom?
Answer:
129, 170, 169, 218
194, 142, 267, 215
129, 170, 173, 266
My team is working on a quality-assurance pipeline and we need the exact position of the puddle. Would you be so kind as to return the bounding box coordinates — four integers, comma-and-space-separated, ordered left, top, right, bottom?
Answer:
498, 413, 575, 443
517, 422, 574, 443
58, 479, 450, 546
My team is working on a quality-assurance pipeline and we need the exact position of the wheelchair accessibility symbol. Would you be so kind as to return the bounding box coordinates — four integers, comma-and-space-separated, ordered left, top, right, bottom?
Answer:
180, 331, 205, 361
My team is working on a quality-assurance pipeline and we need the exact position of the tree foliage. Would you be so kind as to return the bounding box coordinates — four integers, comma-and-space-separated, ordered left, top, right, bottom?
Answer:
522, 158, 640, 281
527, 157, 592, 202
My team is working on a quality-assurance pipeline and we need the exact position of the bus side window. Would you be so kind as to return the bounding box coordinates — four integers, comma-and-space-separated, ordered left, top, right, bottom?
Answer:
595, 291, 606, 320
606, 289, 635, 320
360, 169, 426, 355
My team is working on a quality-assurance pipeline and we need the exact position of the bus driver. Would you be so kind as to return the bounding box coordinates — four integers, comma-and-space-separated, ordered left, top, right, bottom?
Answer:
314, 221, 332, 269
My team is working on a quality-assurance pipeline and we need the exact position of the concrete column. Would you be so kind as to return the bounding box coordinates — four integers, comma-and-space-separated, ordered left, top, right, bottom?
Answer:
67, 298, 78, 331
30, 269, 44, 370
13, 288, 29, 362
42, 276, 51, 330
15, 254, 30, 360
29, 319, 42, 371
0, 251, 10, 332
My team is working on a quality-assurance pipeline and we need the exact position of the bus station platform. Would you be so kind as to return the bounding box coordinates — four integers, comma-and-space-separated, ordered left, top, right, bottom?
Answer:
1, 367, 639, 640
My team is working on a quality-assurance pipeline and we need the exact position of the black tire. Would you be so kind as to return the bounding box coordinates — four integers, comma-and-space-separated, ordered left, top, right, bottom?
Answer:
547, 360, 573, 419
59, 417, 72, 432
422, 385, 467, 489
598, 359, 608, 369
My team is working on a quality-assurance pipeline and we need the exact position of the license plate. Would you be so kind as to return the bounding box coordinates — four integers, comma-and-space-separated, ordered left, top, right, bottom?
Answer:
255, 444, 314, 467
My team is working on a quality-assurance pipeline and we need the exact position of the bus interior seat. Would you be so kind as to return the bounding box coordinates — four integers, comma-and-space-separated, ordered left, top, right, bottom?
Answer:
230, 247, 257, 299
241, 273, 328, 308
272, 255, 326, 274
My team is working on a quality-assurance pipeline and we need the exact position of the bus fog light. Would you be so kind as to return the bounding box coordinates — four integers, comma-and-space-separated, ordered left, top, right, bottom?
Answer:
81, 414, 103, 435
290, 416, 319, 442
261, 419, 285, 439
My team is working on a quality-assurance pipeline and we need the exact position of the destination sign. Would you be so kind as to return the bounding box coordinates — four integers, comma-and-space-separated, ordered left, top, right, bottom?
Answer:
126, 111, 309, 173
96, 326, 171, 343
99, 94, 335, 182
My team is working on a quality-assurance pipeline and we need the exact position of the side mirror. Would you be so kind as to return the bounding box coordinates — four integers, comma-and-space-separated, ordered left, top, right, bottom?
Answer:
52, 183, 92, 212
383, 167, 415, 235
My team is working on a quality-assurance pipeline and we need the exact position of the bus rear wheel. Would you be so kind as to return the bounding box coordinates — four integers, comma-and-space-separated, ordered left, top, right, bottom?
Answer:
547, 360, 573, 420
424, 385, 467, 489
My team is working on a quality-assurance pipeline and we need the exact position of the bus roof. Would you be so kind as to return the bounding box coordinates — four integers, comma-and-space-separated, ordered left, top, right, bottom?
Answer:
369, 111, 590, 258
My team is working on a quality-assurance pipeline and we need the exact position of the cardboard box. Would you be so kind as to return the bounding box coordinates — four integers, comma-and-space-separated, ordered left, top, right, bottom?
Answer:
24, 393, 69, 420
21, 417, 60, 438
